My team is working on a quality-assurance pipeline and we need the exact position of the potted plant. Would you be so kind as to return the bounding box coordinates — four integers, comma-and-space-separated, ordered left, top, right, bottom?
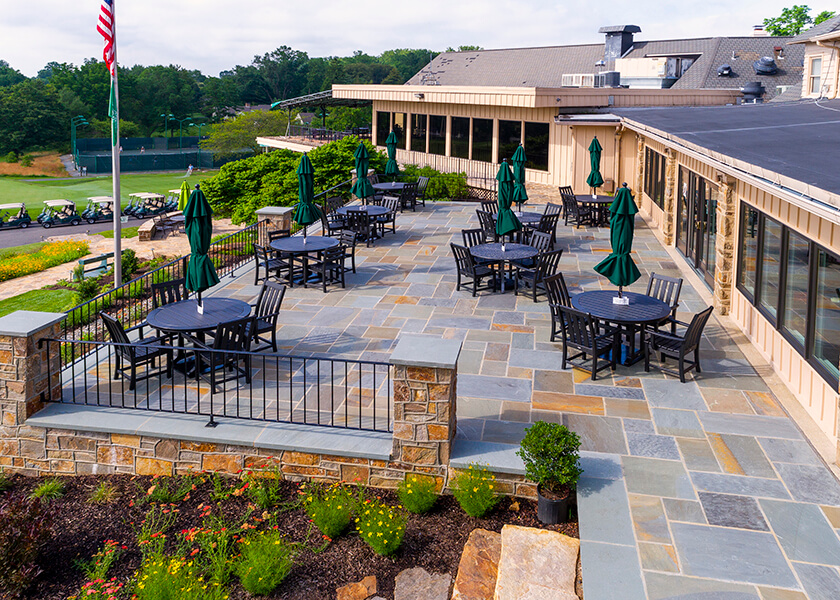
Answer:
517, 421, 583, 524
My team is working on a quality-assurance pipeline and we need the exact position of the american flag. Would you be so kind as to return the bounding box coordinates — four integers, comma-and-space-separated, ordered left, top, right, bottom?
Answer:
96, 0, 115, 75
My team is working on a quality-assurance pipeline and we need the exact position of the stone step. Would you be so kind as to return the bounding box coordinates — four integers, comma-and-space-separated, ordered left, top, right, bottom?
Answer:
494, 525, 580, 600
451, 528, 502, 600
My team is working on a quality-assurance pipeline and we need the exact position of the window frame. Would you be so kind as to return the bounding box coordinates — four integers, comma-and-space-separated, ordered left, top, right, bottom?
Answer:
809, 57, 823, 96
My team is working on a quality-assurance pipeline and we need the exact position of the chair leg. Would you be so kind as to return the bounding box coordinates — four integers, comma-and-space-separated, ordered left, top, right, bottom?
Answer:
591, 351, 598, 381
644, 340, 651, 372
679, 354, 686, 383
561, 341, 568, 370
695, 349, 701, 373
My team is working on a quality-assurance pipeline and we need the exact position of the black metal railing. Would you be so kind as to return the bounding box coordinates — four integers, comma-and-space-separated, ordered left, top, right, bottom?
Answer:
62, 220, 268, 366
286, 125, 371, 143
42, 338, 392, 433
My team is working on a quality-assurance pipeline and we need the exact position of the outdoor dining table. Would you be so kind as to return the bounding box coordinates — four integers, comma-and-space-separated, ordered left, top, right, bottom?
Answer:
492, 211, 542, 226
469, 242, 539, 293
336, 205, 389, 217
575, 195, 614, 227
371, 182, 406, 193
571, 290, 671, 365
269, 235, 339, 288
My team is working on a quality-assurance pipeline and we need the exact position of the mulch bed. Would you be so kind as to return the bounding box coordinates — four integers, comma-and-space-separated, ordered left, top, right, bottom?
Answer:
5, 474, 579, 600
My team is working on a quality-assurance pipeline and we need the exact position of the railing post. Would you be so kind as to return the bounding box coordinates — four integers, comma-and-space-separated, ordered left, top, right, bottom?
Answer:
389, 335, 462, 484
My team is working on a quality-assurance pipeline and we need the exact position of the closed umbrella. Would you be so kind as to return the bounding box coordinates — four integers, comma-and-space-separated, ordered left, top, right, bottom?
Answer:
350, 142, 375, 202
495, 159, 521, 250
586, 136, 604, 196
184, 184, 220, 311
293, 153, 319, 244
178, 180, 190, 212
384, 131, 399, 180
511, 144, 528, 213
593, 184, 641, 299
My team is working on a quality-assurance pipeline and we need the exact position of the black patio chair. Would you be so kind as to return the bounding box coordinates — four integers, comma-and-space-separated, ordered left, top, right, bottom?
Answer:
345, 210, 376, 247
399, 181, 419, 212
545, 272, 572, 342
339, 230, 358, 273
249, 281, 286, 352
253, 243, 292, 286
152, 278, 188, 309
318, 204, 344, 237
416, 176, 429, 207
512, 231, 551, 269
556, 305, 620, 381
451, 243, 496, 297
530, 212, 560, 248
644, 306, 714, 383
475, 209, 498, 242
462, 228, 496, 268
307, 245, 347, 292
558, 185, 574, 197
100, 312, 173, 391
517, 248, 563, 302
376, 196, 399, 236
561, 193, 592, 228
544, 202, 563, 217
647, 273, 683, 334
481, 200, 498, 215
191, 316, 256, 389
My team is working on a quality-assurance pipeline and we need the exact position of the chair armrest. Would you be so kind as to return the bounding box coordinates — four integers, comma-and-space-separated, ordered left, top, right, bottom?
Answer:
646, 330, 685, 344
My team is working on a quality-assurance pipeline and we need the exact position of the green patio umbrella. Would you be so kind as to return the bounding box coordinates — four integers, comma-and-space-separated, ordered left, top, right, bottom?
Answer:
293, 153, 319, 244
384, 131, 399, 180
511, 144, 528, 212
586, 136, 604, 194
350, 142, 375, 202
495, 159, 521, 250
184, 183, 220, 310
178, 180, 190, 212
594, 184, 641, 298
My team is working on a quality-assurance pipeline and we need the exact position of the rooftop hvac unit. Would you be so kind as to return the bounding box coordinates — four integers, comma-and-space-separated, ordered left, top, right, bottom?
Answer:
595, 71, 621, 87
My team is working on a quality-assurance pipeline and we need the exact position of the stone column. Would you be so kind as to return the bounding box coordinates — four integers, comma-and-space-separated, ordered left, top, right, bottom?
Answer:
255, 206, 295, 233
634, 134, 645, 200
390, 335, 461, 484
714, 174, 737, 315
661, 148, 677, 246
0, 311, 64, 473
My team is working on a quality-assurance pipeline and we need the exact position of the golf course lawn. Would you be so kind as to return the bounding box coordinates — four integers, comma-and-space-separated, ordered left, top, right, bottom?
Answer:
0, 171, 217, 218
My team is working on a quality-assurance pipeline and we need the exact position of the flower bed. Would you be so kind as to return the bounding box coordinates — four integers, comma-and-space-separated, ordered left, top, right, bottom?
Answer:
0, 241, 89, 282
0, 472, 578, 600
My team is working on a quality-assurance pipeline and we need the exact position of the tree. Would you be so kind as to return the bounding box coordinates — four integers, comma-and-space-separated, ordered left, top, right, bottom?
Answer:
0, 60, 26, 88
815, 10, 837, 24
379, 49, 438, 82
200, 109, 287, 157
763, 5, 829, 35
0, 80, 68, 154
445, 45, 483, 52
250, 46, 310, 102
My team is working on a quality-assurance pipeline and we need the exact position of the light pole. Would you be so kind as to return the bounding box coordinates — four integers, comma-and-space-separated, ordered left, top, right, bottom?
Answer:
160, 113, 173, 139
169, 116, 192, 152
70, 115, 89, 169
188, 122, 206, 167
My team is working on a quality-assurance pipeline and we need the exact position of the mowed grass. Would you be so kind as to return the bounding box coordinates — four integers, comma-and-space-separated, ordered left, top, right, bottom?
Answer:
0, 171, 217, 218
0, 289, 78, 318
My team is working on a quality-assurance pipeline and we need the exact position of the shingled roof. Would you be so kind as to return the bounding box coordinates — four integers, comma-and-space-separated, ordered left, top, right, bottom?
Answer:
789, 14, 840, 43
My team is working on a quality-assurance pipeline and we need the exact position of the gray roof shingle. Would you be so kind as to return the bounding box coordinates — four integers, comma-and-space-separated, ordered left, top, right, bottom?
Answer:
788, 14, 840, 43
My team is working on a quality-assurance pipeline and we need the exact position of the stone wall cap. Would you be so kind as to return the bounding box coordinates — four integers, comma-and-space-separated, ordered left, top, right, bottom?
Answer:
390, 334, 462, 369
0, 311, 65, 337
256, 206, 295, 216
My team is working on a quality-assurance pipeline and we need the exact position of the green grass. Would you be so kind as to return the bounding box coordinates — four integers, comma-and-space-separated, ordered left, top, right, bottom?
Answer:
0, 242, 46, 260
97, 226, 140, 239
0, 171, 217, 217
0, 289, 78, 318
30, 478, 65, 502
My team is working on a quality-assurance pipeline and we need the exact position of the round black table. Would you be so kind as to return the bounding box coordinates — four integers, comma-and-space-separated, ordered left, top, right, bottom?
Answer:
575, 195, 614, 226
469, 243, 538, 293
336, 205, 389, 217
372, 182, 406, 193
498, 211, 542, 225
146, 298, 251, 333
571, 290, 671, 365
269, 235, 339, 289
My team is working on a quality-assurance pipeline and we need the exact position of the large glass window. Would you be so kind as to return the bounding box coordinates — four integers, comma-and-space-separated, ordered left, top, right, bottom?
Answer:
497, 120, 521, 163
410, 114, 427, 153
429, 115, 446, 156
704, 180, 718, 278
759, 217, 783, 320
471, 118, 493, 163
524, 122, 549, 171
376, 111, 390, 146
644, 148, 666, 209
810, 57, 822, 95
813, 249, 840, 382
783, 230, 811, 346
677, 167, 691, 256
738, 203, 759, 299
392, 113, 406, 146
451, 117, 470, 159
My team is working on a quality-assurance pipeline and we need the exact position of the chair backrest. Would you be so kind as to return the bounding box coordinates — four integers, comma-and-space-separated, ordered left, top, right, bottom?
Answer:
368, 173, 380, 185
253, 243, 271, 266
450, 243, 476, 275
537, 212, 560, 236
255, 281, 286, 319
557, 305, 599, 347
530, 231, 552, 254
560, 193, 579, 217
152, 278, 187, 309
544, 272, 572, 307
400, 182, 418, 201
462, 228, 485, 248
382, 196, 400, 213
536, 248, 564, 279
544, 203, 562, 216
315, 204, 330, 232
481, 200, 498, 215
325, 197, 344, 214
267, 229, 291, 243
340, 230, 357, 248
558, 185, 574, 196
646, 273, 683, 311
321, 244, 347, 267
475, 210, 496, 240
212, 316, 255, 353
417, 176, 430, 197
682, 306, 714, 352
100, 311, 134, 360
506, 229, 531, 245
345, 210, 372, 233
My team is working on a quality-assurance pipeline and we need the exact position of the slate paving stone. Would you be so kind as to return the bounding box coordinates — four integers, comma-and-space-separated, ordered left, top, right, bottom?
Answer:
756, 587, 808, 600
575, 383, 646, 400
651, 408, 705, 438
638, 542, 679, 573
628, 494, 671, 543
670, 522, 799, 588
715, 434, 776, 478
507, 348, 565, 371
644, 572, 761, 600
663, 498, 707, 524
578, 476, 636, 545
677, 437, 722, 472
642, 378, 707, 410
758, 438, 823, 466
699, 412, 803, 440
623, 418, 655, 434
760, 499, 840, 566
565, 413, 627, 454
458, 374, 532, 402
792, 562, 840, 600
579, 451, 624, 480
699, 492, 769, 531
481, 420, 529, 444
605, 398, 652, 419
580, 541, 647, 600
622, 456, 695, 499
690, 472, 790, 500
626, 433, 681, 460
701, 387, 756, 414
775, 463, 840, 505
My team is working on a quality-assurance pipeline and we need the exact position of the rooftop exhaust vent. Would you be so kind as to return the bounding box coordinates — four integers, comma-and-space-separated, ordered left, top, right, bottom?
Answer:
753, 56, 778, 75
717, 64, 732, 77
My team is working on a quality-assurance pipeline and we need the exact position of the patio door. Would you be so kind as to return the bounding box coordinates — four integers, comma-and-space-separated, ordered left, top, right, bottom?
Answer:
676, 167, 717, 288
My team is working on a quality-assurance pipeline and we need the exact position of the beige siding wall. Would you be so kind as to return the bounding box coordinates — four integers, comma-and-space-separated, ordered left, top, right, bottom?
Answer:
802, 41, 839, 98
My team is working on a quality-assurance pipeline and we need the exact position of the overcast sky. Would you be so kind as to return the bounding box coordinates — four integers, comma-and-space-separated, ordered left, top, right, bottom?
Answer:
1, 0, 811, 77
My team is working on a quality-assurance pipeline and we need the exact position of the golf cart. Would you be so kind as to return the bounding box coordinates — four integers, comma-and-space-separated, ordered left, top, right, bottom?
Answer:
40, 200, 82, 228
128, 192, 167, 219
82, 196, 114, 224
0, 203, 32, 229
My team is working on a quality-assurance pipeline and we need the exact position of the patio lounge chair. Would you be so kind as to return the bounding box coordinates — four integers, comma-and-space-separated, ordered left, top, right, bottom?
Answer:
451, 243, 496, 297
100, 312, 173, 391
556, 305, 620, 381
644, 306, 714, 383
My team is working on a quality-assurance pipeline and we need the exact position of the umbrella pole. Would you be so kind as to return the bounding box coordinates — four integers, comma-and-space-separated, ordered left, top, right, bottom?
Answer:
197, 290, 204, 314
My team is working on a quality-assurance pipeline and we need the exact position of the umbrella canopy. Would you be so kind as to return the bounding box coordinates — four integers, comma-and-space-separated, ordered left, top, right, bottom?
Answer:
585, 136, 604, 190
593, 185, 641, 288
184, 184, 220, 300
178, 180, 190, 212
495, 160, 521, 238
293, 153, 319, 229
350, 142, 375, 200
384, 131, 399, 178
511, 144, 528, 208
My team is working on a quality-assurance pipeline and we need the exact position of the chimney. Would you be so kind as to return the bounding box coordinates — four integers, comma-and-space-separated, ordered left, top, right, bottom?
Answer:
599, 25, 642, 61
753, 25, 769, 37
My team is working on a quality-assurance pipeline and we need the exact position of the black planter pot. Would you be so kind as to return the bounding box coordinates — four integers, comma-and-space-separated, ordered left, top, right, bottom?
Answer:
537, 484, 571, 524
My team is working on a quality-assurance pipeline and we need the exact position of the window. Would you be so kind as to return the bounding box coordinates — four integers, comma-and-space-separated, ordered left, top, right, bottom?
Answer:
759, 217, 782, 321
810, 57, 823, 96
429, 115, 446, 156
471, 118, 493, 162
644, 148, 666, 209
813, 249, 840, 383
376, 111, 390, 146
704, 180, 718, 277
451, 117, 470, 159
410, 114, 427, 153
497, 120, 521, 163
523, 122, 550, 171
392, 113, 407, 146
783, 230, 810, 347
737, 203, 759, 299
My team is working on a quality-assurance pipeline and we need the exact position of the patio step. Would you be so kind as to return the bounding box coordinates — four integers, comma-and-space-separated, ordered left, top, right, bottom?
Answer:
450, 439, 525, 476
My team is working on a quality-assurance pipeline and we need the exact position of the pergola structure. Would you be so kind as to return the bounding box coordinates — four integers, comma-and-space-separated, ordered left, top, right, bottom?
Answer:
270, 90, 372, 133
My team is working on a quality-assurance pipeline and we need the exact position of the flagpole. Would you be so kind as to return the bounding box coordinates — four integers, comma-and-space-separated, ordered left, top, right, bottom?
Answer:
110, 0, 122, 287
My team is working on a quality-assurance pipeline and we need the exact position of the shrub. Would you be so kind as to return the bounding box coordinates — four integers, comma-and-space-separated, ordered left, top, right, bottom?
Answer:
3, 151, 18, 163
75, 278, 101, 304
20, 154, 34, 167
134, 555, 227, 600
0, 493, 53, 598
517, 421, 582, 496
89, 482, 118, 504
121, 248, 139, 279
302, 483, 353, 539
242, 468, 283, 510
450, 464, 501, 518
397, 474, 438, 514
235, 530, 297, 596
400, 164, 468, 200
30, 478, 65, 502
354, 498, 406, 556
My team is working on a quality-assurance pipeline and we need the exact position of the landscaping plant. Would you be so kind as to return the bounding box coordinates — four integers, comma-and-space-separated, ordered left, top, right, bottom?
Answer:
134, 555, 228, 600
301, 482, 354, 539
137, 474, 198, 505
180, 505, 238, 585
135, 504, 179, 560
235, 529, 297, 596
89, 481, 118, 504
0, 493, 53, 598
78, 539, 124, 581
0, 469, 11, 492
397, 473, 439, 514
242, 467, 284, 509
450, 464, 501, 518
517, 421, 582, 499
0, 240, 88, 282
30, 477, 65, 502
354, 498, 407, 556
